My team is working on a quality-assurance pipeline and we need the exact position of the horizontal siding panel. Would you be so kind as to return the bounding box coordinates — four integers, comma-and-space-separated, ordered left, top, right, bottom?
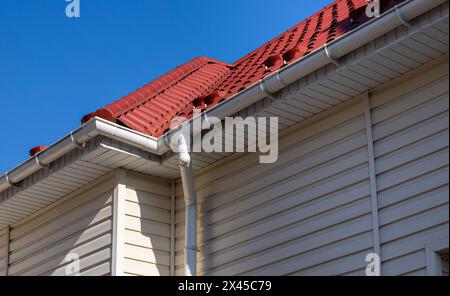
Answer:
124, 215, 170, 238
125, 172, 170, 196
178, 145, 369, 218
175, 96, 372, 276
220, 231, 373, 276
379, 186, 449, 227
373, 113, 449, 159
178, 195, 372, 270
292, 250, 372, 276
124, 243, 170, 267
124, 229, 170, 252
125, 201, 170, 224
7, 177, 114, 276
48, 247, 111, 276
372, 94, 448, 141
10, 191, 113, 252
381, 224, 449, 262
402, 268, 427, 276
13, 234, 112, 276
371, 75, 449, 124
374, 56, 449, 276
177, 131, 368, 221
375, 130, 449, 175
122, 171, 172, 276
10, 216, 112, 264
177, 116, 367, 210
378, 167, 448, 209
380, 204, 448, 245
10, 177, 115, 240
382, 250, 426, 276
123, 258, 170, 276
80, 261, 111, 276
376, 149, 448, 192
186, 101, 366, 193
176, 167, 371, 249
125, 188, 170, 210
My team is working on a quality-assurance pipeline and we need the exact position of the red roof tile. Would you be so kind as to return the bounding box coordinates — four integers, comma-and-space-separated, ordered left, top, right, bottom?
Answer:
82, 0, 405, 138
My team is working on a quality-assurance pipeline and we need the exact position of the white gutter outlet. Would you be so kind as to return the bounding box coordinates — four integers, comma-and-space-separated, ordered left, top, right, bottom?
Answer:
177, 134, 198, 276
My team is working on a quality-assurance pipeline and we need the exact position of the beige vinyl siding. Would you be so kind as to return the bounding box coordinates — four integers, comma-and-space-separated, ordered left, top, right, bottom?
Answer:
6, 174, 115, 276
121, 171, 171, 276
175, 95, 375, 276
174, 55, 449, 276
371, 57, 449, 276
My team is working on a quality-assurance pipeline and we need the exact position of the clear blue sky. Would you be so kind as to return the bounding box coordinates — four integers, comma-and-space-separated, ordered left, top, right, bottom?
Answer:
0, 0, 333, 173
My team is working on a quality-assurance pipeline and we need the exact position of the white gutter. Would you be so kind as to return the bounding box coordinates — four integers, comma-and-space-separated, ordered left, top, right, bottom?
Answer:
177, 134, 198, 276
201, 0, 447, 121
0, 118, 170, 192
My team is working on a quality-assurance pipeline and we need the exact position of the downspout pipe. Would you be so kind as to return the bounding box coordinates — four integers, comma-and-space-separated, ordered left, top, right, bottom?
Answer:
0, 118, 170, 192
177, 134, 198, 276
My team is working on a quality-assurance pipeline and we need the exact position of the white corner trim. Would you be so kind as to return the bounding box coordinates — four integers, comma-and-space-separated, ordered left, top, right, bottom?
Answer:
2, 226, 10, 276
170, 180, 176, 276
111, 169, 127, 276
363, 92, 382, 266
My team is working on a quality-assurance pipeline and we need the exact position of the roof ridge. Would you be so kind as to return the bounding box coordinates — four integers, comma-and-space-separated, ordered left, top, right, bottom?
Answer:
81, 56, 230, 124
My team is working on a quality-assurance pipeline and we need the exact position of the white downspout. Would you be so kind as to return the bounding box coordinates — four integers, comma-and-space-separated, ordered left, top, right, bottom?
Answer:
177, 134, 198, 276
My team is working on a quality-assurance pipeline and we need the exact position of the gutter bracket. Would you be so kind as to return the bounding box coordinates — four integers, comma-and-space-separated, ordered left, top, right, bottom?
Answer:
35, 157, 49, 170
71, 132, 86, 150
5, 173, 21, 189
259, 80, 277, 102
324, 44, 340, 66
185, 246, 200, 252
276, 72, 289, 88
395, 6, 413, 29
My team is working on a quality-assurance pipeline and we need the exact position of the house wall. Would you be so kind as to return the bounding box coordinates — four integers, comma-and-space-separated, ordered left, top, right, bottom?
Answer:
114, 170, 172, 276
0, 56, 447, 277
371, 55, 449, 276
174, 55, 449, 276
1, 173, 115, 276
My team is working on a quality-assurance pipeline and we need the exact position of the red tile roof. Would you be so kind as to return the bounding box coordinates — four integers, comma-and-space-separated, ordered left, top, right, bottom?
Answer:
82, 0, 405, 138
